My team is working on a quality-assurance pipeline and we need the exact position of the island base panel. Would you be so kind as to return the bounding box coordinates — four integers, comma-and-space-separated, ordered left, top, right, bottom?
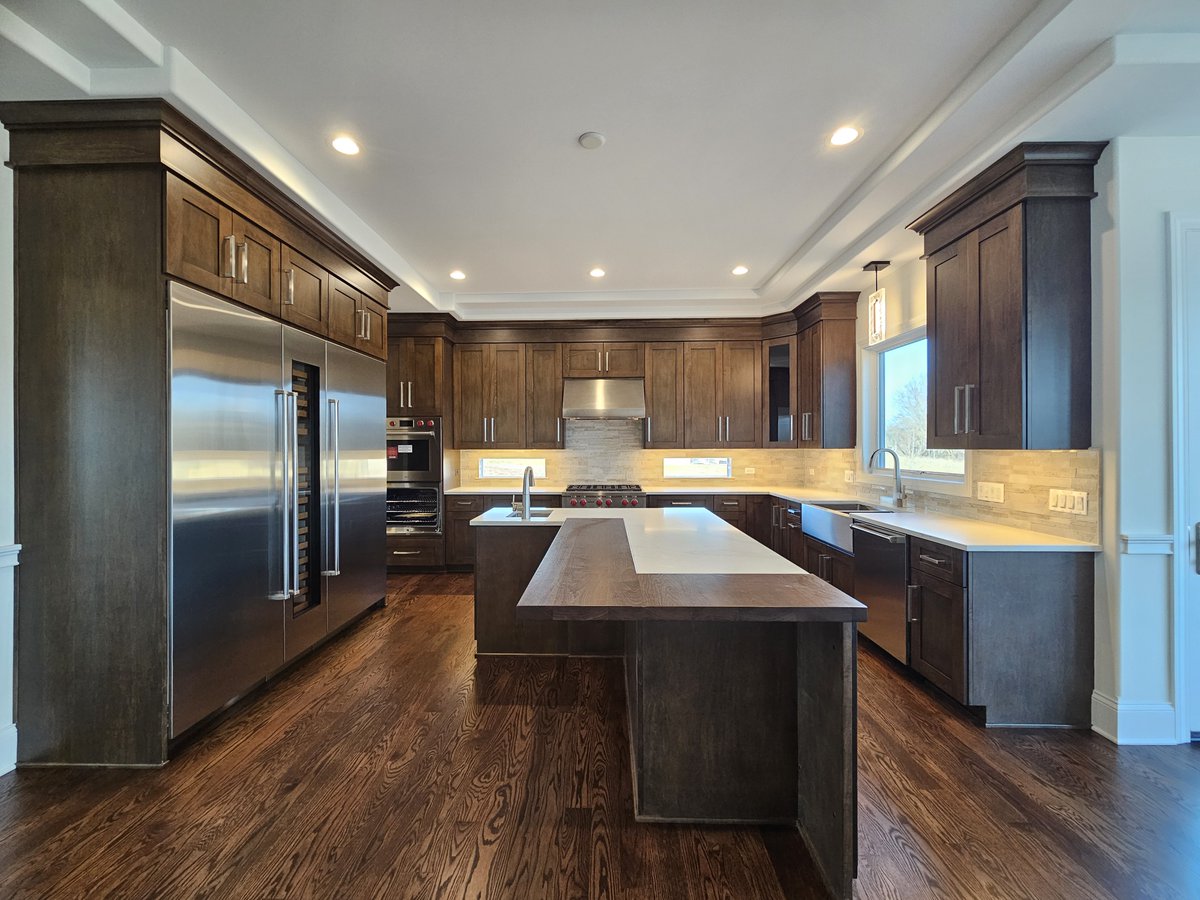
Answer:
474, 527, 565, 655
796, 621, 857, 900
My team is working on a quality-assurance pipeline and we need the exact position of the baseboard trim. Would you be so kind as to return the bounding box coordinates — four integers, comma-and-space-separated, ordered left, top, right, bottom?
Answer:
0, 543, 19, 568
1091, 690, 1181, 744
0, 723, 15, 776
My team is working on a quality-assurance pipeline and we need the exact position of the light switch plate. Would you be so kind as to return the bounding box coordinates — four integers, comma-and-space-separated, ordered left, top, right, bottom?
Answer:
808, 468, 816, 476
977, 481, 1004, 503
1048, 489, 1089, 515
844, 470, 855, 483
744, 467, 756, 474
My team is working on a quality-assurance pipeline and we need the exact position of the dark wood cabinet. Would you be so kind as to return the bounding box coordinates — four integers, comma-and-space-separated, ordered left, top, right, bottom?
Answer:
911, 142, 1105, 450
767, 498, 789, 557
647, 495, 713, 510
763, 336, 797, 447
803, 535, 854, 596
444, 495, 484, 568
712, 494, 746, 532
526, 343, 564, 448
387, 534, 445, 570
327, 273, 361, 347
644, 342, 685, 448
166, 173, 232, 297
563, 342, 644, 377
280, 244, 329, 335
908, 569, 967, 703
745, 494, 771, 546
387, 335, 448, 417
683, 341, 761, 448
796, 321, 856, 449
229, 213, 280, 316
452, 343, 527, 449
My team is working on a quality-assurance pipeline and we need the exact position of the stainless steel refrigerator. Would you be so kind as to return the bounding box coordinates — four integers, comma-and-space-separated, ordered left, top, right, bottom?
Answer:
169, 282, 385, 738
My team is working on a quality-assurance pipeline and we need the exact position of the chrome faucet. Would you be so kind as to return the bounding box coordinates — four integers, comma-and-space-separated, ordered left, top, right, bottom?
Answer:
869, 448, 908, 509
520, 465, 536, 521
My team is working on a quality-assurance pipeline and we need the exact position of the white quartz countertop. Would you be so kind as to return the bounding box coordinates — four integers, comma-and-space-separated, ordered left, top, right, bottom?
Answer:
849, 511, 1099, 552
471, 507, 806, 575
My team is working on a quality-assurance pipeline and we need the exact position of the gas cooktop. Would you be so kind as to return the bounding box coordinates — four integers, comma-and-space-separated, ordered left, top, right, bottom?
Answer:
564, 483, 642, 492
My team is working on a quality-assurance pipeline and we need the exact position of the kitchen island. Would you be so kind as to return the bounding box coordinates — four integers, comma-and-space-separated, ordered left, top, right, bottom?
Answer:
471, 507, 866, 899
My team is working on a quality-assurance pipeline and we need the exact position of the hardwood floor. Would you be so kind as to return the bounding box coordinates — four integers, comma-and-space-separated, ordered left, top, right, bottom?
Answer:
0, 572, 1197, 899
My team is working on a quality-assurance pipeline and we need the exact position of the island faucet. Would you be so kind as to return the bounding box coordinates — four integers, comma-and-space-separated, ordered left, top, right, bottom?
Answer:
520, 465, 535, 521
868, 447, 908, 509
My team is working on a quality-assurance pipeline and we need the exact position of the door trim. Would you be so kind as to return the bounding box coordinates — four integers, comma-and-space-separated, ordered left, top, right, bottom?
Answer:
1170, 213, 1200, 742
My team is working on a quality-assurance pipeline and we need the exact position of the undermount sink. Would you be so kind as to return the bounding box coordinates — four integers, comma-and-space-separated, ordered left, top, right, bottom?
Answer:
801, 501, 894, 554
506, 508, 555, 519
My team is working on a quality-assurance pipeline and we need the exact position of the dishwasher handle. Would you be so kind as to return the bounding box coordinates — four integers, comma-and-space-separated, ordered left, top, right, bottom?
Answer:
850, 522, 906, 544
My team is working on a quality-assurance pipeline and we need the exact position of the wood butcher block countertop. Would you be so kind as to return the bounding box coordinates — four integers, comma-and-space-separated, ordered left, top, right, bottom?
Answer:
471, 508, 867, 623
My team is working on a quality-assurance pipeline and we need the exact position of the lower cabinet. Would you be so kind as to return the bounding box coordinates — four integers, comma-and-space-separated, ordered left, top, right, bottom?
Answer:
712, 494, 746, 532
648, 494, 713, 510
387, 534, 445, 570
907, 568, 967, 703
803, 535, 854, 596
445, 495, 484, 568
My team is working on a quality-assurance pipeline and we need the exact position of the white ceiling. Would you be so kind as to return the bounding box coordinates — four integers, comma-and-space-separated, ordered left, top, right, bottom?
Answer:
4, 0, 1200, 318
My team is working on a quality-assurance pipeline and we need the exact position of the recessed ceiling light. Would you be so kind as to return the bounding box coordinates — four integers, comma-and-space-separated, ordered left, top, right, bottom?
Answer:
449, 270, 466, 280
830, 126, 861, 146
331, 135, 360, 155
589, 267, 606, 278
578, 132, 606, 150
731, 265, 750, 276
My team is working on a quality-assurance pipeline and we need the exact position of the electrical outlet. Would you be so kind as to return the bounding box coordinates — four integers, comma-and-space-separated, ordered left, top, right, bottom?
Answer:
808, 468, 816, 476
1048, 489, 1089, 515
744, 467, 756, 475
977, 481, 1004, 503
844, 469, 855, 483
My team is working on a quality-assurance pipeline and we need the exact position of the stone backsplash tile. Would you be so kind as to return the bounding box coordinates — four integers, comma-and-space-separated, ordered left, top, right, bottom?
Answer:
455, 420, 1100, 543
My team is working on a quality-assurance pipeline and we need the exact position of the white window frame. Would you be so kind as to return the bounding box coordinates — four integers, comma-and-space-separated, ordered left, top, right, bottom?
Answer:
859, 327, 972, 497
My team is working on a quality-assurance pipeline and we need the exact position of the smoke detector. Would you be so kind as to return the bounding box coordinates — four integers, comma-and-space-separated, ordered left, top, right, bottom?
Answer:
578, 132, 606, 150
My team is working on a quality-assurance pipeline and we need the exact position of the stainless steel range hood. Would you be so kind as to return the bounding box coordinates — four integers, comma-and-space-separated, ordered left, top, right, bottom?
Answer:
562, 377, 646, 419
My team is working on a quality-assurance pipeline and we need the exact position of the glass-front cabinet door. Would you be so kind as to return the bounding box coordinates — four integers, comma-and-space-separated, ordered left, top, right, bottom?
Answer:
763, 336, 797, 447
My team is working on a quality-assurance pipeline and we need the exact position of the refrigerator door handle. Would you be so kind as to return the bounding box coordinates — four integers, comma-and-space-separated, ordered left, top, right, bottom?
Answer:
288, 390, 301, 597
322, 398, 342, 576
271, 389, 292, 600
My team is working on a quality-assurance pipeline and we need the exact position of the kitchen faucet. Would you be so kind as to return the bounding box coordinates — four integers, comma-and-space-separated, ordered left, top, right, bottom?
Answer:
869, 448, 909, 509
520, 465, 535, 521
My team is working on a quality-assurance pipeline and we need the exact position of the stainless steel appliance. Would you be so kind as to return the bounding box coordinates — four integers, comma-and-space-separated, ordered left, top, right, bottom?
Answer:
387, 484, 443, 533
562, 378, 646, 419
851, 521, 909, 662
562, 483, 647, 508
170, 282, 385, 738
386, 416, 442, 483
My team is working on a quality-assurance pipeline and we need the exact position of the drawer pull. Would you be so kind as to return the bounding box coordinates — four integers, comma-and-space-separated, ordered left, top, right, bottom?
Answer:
721, 500, 738, 506
670, 502, 693, 506
391, 550, 422, 556
918, 553, 947, 567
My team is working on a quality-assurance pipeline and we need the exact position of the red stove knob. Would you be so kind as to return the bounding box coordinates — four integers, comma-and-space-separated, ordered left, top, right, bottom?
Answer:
631, 498, 639, 506
569, 499, 577, 507
594, 499, 604, 507
605, 499, 613, 507
621, 499, 629, 507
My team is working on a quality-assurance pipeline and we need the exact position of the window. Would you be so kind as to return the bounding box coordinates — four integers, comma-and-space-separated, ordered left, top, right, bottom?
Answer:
877, 338, 965, 478
662, 457, 732, 479
478, 458, 547, 479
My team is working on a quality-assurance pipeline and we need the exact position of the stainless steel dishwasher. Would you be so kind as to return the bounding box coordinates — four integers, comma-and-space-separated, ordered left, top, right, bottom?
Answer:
851, 521, 909, 663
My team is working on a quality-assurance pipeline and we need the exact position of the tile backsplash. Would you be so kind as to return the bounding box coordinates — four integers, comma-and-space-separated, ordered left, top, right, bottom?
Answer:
455, 420, 1100, 543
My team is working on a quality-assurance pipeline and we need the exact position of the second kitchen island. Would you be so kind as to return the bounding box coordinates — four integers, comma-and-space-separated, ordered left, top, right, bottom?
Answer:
471, 507, 866, 899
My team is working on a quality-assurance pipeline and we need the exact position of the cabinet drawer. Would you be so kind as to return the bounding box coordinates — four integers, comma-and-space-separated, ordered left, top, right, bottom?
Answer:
910, 537, 966, 586
387, 534, 445, 568
712, 494, 746, 512
648, 494, 714, 510
445, 495, 485, 512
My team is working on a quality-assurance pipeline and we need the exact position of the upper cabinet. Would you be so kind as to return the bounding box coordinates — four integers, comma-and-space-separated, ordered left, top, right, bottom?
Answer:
910, 142, 1106, 450
526, 343, 565, 448
762, 293, 858, 449
563, 342, 645, 377
453, 343, 527, 449
683, 341, 761, 448
388, 335, 449, 417
644, 342, 685, 449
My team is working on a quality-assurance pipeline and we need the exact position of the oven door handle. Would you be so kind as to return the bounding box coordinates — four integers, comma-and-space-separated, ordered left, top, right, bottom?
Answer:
391, 431, 438, 438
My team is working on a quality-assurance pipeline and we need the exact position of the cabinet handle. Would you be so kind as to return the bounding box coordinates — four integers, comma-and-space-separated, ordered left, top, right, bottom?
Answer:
223, 235, 236, 278
953, 386, 963, 435
645, 416, 652, 444
964, 383, 975, 434
407, 381, 413, 408
455, 500, 475, 506
556, 416, 561, 444
918, 553, 947, 567
482, 417, 488, 443
788, 414, 794, 441
237, 241, 249, 284
391, 550, 422, 556
717, 416, 723, 442
366, 312, 372, 341
786, 522, 801, 529
726, 416, 731, 441
722, 500, 738, 506
597, 350, 601, 372
490, 417, 496, 443
906, 585, 921, 622
285, 269, 295, 305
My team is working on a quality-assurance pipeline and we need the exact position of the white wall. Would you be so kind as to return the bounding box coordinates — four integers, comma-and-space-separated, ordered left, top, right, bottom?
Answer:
1, 127, 17, 774
1091, 136, 1200, 743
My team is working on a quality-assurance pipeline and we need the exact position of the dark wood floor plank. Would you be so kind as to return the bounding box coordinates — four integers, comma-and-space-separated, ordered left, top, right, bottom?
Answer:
0, 574, 1198, 900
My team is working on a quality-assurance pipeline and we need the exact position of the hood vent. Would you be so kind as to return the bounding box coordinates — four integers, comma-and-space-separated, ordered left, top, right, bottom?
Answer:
562, 377, 646, 419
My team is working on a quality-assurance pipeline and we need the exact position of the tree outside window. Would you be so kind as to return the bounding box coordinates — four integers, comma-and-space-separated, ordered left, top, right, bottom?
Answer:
878, 339, 965, 477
